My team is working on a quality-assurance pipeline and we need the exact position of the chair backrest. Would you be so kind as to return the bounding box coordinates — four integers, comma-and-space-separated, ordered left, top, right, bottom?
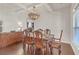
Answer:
24, 29, 33, 37
23, 29, 28, 36
44, 29, 51, 35
33, 30, 42, 39
33, 30, 43, 48
53, 30, 63, 43
33, 31, 43, 43
59, 30, 63, 41
23, 29, 33, 41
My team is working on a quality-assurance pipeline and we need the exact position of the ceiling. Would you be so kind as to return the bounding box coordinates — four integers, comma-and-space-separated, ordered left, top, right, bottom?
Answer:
0, 3, 72, 13
48, 3, 71, 11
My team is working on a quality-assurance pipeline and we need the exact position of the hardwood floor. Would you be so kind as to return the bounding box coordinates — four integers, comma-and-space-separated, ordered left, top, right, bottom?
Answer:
0, 42, 74, 55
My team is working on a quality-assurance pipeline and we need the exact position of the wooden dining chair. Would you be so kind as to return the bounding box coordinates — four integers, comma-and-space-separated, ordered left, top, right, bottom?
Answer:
33, 31, 46, 55
21, 30, 27, 55
49, 30, 63, 55
24, 29, 34, 55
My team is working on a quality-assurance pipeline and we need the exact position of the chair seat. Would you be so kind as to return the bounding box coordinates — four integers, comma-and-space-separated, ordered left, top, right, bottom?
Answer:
35, 43, 43, 49
25, 37, 33, 45
34, 38, 44, 48
50, 42, 61, 48
26, 41, 34, 45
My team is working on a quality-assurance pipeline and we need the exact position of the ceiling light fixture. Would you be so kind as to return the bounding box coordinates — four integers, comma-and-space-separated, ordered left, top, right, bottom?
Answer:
28, 6, 40, 20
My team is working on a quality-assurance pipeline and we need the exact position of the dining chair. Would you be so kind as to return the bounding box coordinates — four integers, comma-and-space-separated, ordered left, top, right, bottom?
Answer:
49, 30, 63, 55
24, 29, 34, 55
43, 29, 52, 54
33, 31, 46, 55
21, 30, 27, 54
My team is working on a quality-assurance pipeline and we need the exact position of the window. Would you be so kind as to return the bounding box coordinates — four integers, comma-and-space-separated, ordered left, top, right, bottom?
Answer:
27, 22, 34, 32
74, 7, 79, 46
27, 22, 34, 29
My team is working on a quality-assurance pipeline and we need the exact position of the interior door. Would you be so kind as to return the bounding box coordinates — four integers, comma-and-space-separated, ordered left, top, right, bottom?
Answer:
0, 21, 2, 32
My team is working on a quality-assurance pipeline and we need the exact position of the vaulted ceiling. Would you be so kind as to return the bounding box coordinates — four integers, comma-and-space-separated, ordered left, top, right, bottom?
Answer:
0, 3, 72, 13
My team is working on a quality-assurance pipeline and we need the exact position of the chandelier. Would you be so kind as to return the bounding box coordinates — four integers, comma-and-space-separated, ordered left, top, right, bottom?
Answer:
28, 6, 40, 20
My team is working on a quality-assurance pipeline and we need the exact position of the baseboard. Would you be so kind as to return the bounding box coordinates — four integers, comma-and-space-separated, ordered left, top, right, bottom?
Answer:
70, 42, 79, 55
61, 40, 70, 44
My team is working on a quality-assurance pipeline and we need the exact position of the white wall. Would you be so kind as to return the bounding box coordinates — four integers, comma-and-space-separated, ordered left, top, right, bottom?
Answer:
0, 11, 27, 32
60, 7, 72, 43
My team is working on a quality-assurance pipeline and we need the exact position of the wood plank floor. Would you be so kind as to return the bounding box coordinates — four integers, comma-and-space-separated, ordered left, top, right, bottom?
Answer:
0, 42, 74, 55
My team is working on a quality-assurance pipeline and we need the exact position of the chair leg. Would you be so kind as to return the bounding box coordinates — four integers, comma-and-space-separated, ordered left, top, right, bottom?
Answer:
33, 46, 36, 55
32, 44, 35, 55
58, 49, 61, 55
29, 45, 34, 55
23, 44, 26, 55
30, 45, 32, 54
42, 49, 45, 55
58, 46, 61, 55
50, 47, 53, 55
27, 45, 30, 54
30, 44, 35, 55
